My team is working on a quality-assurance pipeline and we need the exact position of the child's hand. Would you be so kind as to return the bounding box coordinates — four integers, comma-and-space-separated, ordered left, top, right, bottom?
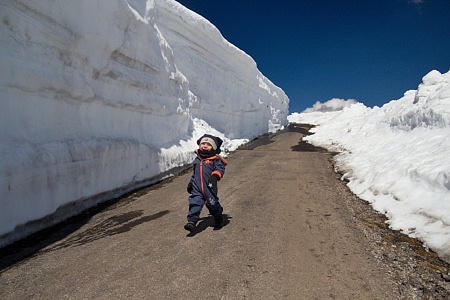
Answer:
187, 182, 193, 193
207, 174, 220, 189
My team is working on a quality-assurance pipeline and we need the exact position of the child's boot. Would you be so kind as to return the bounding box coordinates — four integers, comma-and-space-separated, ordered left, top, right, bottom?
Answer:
184, 221, 196, 232
213, 214, 223, 230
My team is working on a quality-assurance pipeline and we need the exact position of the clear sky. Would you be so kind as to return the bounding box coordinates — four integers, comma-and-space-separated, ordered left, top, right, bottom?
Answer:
175, 0, 450, 113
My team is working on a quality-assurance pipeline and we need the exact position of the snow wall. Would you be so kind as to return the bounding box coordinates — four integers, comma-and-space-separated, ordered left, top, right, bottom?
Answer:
0, 0, 289, 246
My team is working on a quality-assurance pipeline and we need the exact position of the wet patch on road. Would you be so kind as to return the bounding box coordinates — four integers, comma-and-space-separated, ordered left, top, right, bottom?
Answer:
288, 123, 327, 153
235, 123, 327, 153
236, 133, 275, 150
291, 140, 325, 152
287, 123, 315, 135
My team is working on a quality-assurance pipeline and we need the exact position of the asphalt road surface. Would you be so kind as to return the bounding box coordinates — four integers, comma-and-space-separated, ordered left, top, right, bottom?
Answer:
2, 125, 444, 299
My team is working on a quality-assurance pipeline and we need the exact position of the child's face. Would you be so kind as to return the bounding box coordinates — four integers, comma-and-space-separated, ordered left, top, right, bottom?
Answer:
200, 142, 213, 151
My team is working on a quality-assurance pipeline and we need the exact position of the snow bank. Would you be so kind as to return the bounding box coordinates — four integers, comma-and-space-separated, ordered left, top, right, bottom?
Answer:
155, 0, 288, 137
0, 0, 288, 245
288, 70, 450, 263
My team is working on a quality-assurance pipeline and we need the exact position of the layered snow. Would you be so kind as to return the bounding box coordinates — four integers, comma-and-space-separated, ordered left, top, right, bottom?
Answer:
0, 0, 288, 245
289, 70, 450, 263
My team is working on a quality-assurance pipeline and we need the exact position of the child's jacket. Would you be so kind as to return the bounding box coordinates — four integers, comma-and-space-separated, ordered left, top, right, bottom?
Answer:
189, 150, 227, 203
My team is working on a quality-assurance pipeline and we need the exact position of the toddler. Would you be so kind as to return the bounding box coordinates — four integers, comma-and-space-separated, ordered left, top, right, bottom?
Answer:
185, 134, 227, 231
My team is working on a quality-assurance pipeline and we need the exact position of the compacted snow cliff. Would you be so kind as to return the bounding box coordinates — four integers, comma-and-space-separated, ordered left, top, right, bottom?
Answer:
0, 0, 289, 245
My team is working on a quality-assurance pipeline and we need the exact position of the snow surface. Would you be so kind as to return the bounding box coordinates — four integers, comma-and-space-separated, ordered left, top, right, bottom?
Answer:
288, 70, 450, 263
0, 0, 288, 245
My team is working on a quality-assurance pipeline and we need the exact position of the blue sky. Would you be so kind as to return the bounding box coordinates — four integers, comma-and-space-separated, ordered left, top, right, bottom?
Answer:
176, 0, 450, 113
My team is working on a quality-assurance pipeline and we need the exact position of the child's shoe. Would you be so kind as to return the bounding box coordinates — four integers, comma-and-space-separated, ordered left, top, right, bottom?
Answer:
213, 214, 223, 230
184, 221, 196, 232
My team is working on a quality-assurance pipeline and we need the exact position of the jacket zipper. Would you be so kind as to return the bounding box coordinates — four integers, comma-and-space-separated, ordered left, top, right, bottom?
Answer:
199, 161, 205, 199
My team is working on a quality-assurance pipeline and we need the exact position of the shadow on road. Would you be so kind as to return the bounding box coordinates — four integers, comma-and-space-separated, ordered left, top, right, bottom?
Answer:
186, 214, 231, 237
0, 182, 171, 272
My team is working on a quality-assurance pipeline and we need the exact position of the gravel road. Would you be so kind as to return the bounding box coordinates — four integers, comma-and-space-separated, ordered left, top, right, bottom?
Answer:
1, 124, 449, 299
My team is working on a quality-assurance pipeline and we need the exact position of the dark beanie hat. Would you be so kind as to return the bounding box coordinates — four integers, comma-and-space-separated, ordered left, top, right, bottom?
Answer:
197, 134, 223, 154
